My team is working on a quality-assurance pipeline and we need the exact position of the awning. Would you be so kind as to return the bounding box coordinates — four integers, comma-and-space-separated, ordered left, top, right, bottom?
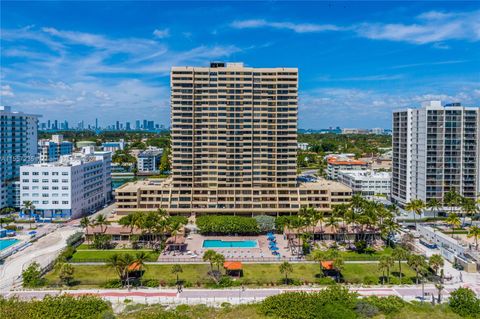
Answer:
223, 261, 243, 271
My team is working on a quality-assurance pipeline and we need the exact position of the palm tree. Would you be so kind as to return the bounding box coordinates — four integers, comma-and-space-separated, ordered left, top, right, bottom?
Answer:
392, 247, 409, 282
134, 251, 148, 273
310, 249, 329, 278
95, 214, 110, 233
378, 257, 389, 285
279, 261, 293, 284
467, 226, 480, 250
333, 204, 349, 242
80, 217, 92, 245
444, 189, 461, 214
22, 200, 35, 229
435, 283, 444, 303
325, 215, 338, 242
407, 254, 427, 285
427, 198, 442, 220
212, 252, 225, 272
446, 213, 461, 239
203, 250, 217, 271
107, 253, 135, 286
405, 199, 425, 229
461, 197, 477, 227
171, 264, 183, 284
118, 212, 142, 234
428, 254, 444, 276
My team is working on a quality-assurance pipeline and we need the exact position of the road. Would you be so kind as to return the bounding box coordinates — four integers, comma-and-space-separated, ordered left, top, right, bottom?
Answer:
0, 226, 78, 290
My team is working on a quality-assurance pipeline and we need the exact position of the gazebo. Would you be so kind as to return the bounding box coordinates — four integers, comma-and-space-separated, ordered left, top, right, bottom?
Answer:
223, 261, 243, 277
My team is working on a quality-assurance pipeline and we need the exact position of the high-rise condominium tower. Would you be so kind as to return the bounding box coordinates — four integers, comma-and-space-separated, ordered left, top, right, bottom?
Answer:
0, 106, 40, 208
116, 63, 351, 215
171, 62, 298, 190
392, 101, 480, 207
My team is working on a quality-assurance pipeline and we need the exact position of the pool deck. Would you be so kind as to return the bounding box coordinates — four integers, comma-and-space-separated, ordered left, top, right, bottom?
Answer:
158, 233, 293, 261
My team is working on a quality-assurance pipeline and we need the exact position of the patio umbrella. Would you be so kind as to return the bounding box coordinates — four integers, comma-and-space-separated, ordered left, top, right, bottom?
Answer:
270, 246, 279, 251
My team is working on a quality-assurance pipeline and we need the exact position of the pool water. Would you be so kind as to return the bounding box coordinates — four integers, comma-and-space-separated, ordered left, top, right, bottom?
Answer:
0, 239, 20, 251
203, 239, 258, 248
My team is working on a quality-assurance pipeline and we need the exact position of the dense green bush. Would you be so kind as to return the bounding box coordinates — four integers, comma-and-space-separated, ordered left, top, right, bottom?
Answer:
196, 215, 259, 235
362, 296, 406, 314
66, 232, 84, 247
449, 287, 480, 318
22, 262, 45, 288
362, 276, 379, 285
103, 279, 123, 288
254, 215, 276, 232
275, 215, 304, 231
142, 279, 160, 288
260, 285, 358, 319
0, 295, 112, 319
168, 216, 188, 226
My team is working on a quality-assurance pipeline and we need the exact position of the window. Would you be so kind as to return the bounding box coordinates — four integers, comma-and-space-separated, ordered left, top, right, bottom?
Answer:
32, 172, 39, 176
52, 172, 59, 176
22, 186, 29, 190
42, 186, 49, 190
42, 201, 48, 204
32, 179, 39, 183
22, 172, 29, 175
52, 179, 59, 183
32, 186, 39, 190
22, 179, 29, 183
52, 201, 59, 204
62, 179, 68, 183
62, 201, 69, 205
62, 186, 69, 190
62, 172, 69, 176
42, 179, 48, 183
42, 193, 49, 197
52, 186, 58, 190
42, 172, 49, 176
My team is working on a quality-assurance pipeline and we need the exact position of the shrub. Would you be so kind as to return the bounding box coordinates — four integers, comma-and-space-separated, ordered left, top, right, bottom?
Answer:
92, 234, 113, 249
168, 216, 188, 226
196, 215, 259, 235
363, 276, 379, 285
317, 277, 336, 285
142, 279, 159, 288
0, 295, 111, 318
362, 296, 406, 314
260, 285, 358, 319
254, 215, 276, 232
22, 262, 45, 288
103, 279, 123, 288
275, 215, 303, 230
355, 300, 379, 318
354, 240, 368, 253
66, 232, 84, 247
57, 245, 76, 263
449, 287, 480, 318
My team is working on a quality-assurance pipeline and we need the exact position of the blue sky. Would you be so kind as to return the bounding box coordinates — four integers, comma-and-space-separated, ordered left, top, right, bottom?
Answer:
1, 1, 479, 129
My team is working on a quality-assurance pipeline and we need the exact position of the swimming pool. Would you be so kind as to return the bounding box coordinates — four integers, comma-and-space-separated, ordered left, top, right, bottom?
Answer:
0, 239, 20, 251
203, 239, 258, 248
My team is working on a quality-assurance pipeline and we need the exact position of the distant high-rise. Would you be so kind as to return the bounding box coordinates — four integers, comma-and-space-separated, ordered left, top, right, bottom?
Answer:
0, 106, 40, 208
135, 120, 140, 130
392, 101, 480, 206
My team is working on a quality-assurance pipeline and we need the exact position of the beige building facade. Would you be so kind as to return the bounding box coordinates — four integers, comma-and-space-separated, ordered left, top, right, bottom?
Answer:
116, 62, 351, 216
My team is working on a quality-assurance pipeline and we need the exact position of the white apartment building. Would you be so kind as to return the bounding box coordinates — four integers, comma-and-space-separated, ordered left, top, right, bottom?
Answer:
392, 101, 480, 207
20, 148, 112, 219
38, 134, 73, 163
298, 142, 309, 150
337, 170, 391, 197
102, 139, 126, 153
137, 148, 163, 173
0, 106, 40, 208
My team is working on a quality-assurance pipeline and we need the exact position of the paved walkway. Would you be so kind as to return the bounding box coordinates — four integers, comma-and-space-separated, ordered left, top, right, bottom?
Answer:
2, 282, 479, 306
0, 226, 78, 290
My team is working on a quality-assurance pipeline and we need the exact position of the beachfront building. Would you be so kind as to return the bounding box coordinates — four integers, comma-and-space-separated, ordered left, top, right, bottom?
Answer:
116, 62, 352, 216
337, 170, 391, 197
392, 101, 480, 207
0, 106, 40, 208
38, 134, 73, 163
326, 157, 369, 180
19, 147, 112, 219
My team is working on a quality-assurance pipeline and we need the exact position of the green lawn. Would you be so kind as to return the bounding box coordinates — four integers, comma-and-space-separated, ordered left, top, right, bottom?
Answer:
338, 247, 395, 261
70, 250, 160, 262
44, 262, 417, 288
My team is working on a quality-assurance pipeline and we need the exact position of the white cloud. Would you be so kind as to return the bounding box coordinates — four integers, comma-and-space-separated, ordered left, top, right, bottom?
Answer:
0, 85, 14, 97
153, 28, 170, 38
231, 10, 480, 44
231, 19, 342, 33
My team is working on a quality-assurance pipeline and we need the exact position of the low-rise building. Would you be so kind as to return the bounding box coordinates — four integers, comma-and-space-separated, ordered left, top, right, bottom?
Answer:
327, 158, 368, 180
102, 139, 126, 153
115, 177, 352, 216
38, 135, 73, 163
297, 143, 309, 150
19, 148, 112, 219
137, 148, 163, 173
337, 170, 391, 196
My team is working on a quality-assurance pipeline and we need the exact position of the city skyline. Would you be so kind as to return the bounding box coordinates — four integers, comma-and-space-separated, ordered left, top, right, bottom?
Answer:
1, 1, 479, 128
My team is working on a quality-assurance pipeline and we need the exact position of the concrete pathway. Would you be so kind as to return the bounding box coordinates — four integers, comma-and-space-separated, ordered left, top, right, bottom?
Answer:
0, 226, 78, 290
